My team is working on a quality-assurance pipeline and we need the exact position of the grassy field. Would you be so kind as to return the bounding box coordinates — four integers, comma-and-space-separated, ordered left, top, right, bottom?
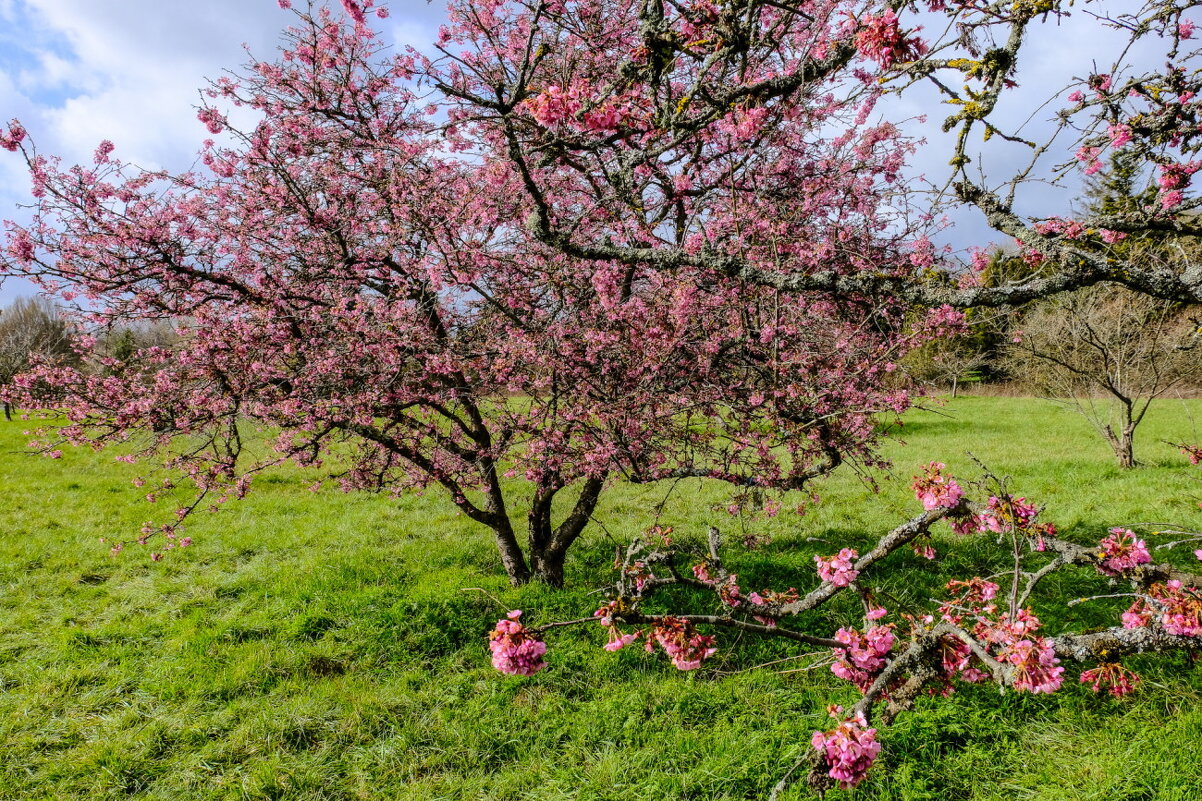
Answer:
1, 396, 1201, 800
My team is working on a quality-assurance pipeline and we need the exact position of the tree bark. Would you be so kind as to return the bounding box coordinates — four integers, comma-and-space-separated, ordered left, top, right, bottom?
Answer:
491, 515, 531, 586
524, 476, 607, 587
1104, 424, 1137, 469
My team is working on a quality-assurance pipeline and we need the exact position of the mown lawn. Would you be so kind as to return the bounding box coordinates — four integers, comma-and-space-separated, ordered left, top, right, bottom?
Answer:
1, 396, 1200, 800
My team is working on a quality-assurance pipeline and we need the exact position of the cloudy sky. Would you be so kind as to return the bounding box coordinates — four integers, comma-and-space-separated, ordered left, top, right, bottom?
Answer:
0, 0, 444, 303
0, 1, 1149, 304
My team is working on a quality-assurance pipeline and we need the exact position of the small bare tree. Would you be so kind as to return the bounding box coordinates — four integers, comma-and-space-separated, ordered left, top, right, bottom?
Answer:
0, 296, 76, 420
905, 336, 992, 398
1008, 281, 1200, 468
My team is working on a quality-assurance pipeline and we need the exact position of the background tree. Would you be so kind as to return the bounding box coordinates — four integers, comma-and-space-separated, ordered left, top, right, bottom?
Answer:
0, 296, 75, 420
1005, 153, 1201, 468
1007, 282, 1199, 467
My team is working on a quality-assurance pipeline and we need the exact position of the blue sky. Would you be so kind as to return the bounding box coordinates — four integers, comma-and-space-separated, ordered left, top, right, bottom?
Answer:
0, 0, 444, 303
0, 1, 1151, 305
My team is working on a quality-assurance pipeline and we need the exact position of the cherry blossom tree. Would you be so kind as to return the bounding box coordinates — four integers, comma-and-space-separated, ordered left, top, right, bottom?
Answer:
0, 0, 954, 586
1, 0, 1201, 792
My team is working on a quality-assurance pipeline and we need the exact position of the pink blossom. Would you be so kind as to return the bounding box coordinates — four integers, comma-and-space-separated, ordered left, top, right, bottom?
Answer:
974, 496, 1039, 534
911, 462, 964, 510
831, 625, 894, 691
196, 107, 225, 135
1080, 663, 1140, 697
603, 629, 639, 651
912, 542, 936, 560
1180, 19, 1196, 39
0, 119, 25, 151
1067, 90, 1084, 103
815, 548, 859, 587
649, 616, 716, 670
340, 0, 367, 25
277, 0, 291, 8
1156, 581, 1202, 637
1001, 637, 1064, 694
718, 575, 743, 608
811, 708, 881, 789
854, 10, 928, 68
1107, 123, 1132, 149
691, 562, 717, 585
1097, 528, 1151, 575
488, 610, 548, 676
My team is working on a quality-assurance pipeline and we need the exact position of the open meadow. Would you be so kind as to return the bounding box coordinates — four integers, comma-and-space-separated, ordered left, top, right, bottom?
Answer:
2, 396, 1201, 800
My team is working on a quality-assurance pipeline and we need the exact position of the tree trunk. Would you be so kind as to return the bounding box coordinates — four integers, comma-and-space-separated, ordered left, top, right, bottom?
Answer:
2, 401, 10, 421
951, 376, 959, 399
524, 476, 607, 588
491, 515, 532, 586
1103, 424, 1137, 469
531, 548, 567, 589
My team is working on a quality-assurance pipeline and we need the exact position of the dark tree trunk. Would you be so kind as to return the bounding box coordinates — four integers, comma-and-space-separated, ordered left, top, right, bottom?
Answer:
524, 476, 607, 588
491, 515, 532, 586
2, 401, 10, 421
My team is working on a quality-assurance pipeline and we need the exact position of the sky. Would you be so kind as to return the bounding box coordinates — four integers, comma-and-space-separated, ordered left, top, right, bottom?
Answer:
0, 0, 444, 303
0, 1, 1154, 305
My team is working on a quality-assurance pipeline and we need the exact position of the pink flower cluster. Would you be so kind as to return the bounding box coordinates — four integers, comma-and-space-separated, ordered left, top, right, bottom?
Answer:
1179, 443, 1202, 465
648, 616, 717, 670
488, 610, 548, 676
523, 83, 641, 133
941, 577, 1000, 620
1000, 637, 1064, 694
1107, 123, 1133, 149
937, 636, 990, 685
196, 107, 225, 135
0, 119, 26, 151
815, 548, 859, 587
593, 602, 641, 651
1080, 662, 1140, 697
811, 708, 881, 789
1157, 161, 1200, 209
978, 610, 1064, 694
853, 10, 928, 68
718, 574, 744, 608
911, 462, 965, 510
691, 561, 717, 584
1123, 581, 1202, 637
745, 586, 799, 626
1096, 528, 1151, 576
1032, 217, 1087, 240
831, 625, 895, 692
956, 495, 1039, 535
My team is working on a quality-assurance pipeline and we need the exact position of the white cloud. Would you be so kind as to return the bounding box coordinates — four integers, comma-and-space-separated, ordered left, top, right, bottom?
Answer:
0, 0, 442, 303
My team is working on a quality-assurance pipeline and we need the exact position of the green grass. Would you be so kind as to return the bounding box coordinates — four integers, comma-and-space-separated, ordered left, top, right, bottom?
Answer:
1, 396, 1200, 800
